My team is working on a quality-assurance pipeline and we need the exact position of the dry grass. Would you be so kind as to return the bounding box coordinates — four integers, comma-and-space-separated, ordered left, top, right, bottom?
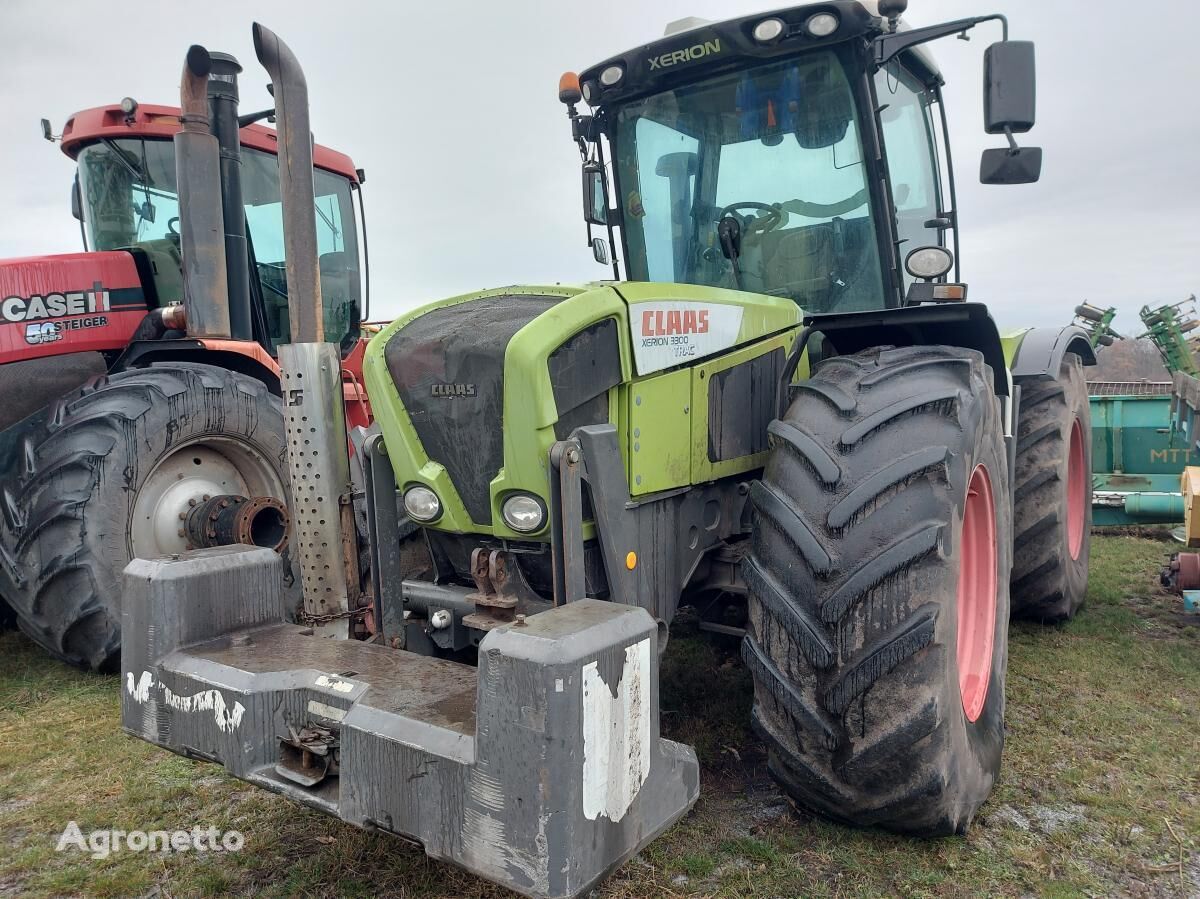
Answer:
1, 532, 1197, 897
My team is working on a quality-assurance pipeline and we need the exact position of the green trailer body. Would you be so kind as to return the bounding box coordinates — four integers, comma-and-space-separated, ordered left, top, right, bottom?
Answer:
1088, 382, 1187, 525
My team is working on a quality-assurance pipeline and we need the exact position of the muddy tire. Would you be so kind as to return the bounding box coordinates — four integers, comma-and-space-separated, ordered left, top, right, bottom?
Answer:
743, 345, 1011, 835
1010, 355, 1091, 621
0, 364, 289, 671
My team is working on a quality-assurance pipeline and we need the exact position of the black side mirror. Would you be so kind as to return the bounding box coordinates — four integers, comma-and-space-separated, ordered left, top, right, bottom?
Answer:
984, 40, 1036, 134
71, 174, 83, 221
591, 237, 609, 266
981, 40, 1041, 184
582, 166, 606, 225
980, 146, 1043, 185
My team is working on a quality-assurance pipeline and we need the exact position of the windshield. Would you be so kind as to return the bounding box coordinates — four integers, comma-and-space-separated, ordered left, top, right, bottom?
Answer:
614, 50, 885, 313
76, 138, 361, 349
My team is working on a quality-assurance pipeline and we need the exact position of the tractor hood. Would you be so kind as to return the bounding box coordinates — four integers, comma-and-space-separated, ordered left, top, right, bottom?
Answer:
362, 283, 801, 538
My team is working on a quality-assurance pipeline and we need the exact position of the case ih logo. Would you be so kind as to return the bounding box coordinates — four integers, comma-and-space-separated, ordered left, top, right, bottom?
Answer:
431, 382, 477, 398
647, 38, 721, 71
641, 308, 710, 337
2, 287, 111, 324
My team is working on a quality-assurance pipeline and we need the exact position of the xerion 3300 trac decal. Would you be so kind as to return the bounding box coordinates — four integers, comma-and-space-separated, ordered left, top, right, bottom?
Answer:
629, 300, 744, 375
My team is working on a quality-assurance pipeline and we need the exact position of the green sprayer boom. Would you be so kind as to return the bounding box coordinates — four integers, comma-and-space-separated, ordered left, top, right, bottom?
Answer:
1073, 302, 1123, 349
1139, 295, 1200, 376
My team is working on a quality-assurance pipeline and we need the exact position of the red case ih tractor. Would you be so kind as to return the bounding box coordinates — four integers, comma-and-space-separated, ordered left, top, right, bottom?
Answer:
0, 49, 372, 670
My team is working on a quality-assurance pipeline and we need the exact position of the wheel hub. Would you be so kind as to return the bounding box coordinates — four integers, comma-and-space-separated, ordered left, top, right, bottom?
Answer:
1066, 418, 1086, 560
130, 441, 286, 558
956, 463, 997, 723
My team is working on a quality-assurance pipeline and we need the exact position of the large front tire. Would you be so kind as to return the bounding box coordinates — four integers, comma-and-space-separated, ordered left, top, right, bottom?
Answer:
744, 345, 1011, 835
0, 364, 289, 671
1011, 355, 1091, 621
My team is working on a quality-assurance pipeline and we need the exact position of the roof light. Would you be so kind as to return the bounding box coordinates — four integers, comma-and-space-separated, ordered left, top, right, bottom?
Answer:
752, 17, 785, 43
599, 65, 625, 87
581, 81, 597, 104
558, 71, 582, 105
905, 246, 955, 280
120, 96, 138, 115
805, 13, 840, 37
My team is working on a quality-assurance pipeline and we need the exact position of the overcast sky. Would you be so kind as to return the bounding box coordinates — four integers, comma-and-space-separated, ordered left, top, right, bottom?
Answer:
1, 0, 1196, 335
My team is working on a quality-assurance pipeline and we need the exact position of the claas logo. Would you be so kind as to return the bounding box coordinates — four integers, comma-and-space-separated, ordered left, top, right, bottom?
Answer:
641, 308, 710, 337
431, 382, 477, 398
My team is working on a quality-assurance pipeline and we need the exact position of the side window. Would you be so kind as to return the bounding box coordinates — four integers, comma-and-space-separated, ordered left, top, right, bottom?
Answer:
241, 149, 361, 350
630, 117, 699, 282
875, 64, 942, 281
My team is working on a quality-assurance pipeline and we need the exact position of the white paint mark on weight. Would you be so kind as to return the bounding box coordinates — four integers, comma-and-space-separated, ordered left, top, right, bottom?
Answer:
125, 670, 153, 703
125, 670, 245, 733
315, 674, 355, 693
307, 700, 346, 722
581, 638, 651, 822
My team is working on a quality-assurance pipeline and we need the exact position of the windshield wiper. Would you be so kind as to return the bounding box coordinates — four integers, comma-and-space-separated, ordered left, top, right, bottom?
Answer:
102, 138, 157, 228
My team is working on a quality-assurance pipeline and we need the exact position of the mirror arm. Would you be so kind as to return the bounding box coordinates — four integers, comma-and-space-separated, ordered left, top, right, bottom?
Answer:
875, 14, 1008, 67
594, 136, 620, 280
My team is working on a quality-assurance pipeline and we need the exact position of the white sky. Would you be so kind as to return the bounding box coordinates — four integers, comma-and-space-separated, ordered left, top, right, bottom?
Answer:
1, 0, 1196, 335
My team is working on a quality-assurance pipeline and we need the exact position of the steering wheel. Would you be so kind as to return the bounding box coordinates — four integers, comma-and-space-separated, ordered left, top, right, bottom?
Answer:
167, 216, 180, 237
718, 202, 784, 237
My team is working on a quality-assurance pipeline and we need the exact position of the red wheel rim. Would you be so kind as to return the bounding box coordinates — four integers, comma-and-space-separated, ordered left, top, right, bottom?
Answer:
956, 464, 997, 724
1066, 418, 1086, 560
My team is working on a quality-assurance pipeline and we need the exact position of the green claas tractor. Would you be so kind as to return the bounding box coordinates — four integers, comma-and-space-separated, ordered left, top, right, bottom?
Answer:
125, 5, 1096, 897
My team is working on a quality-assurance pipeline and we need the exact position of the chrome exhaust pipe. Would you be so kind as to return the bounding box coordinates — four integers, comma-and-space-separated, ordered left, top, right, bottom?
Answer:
252, 23, 357, 637
251, 22, 323, 344
174, 45, 231, 339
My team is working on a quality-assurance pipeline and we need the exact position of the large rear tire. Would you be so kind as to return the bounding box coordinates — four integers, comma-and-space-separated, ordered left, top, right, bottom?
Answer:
744, 345, 1011, 835
1010, 355, 1091, 621
0, 364, 289, 671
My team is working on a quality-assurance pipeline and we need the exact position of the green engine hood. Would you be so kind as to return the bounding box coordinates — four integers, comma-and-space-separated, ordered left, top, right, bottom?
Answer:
363, 281, 802, 539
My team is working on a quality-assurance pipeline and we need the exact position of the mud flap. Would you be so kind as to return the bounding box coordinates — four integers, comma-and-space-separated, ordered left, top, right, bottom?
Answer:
121, 545, 699, 899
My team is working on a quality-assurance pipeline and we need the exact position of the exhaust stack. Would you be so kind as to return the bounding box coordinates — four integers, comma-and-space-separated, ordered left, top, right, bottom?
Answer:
251, 23, 324, 344
206, 52, 254, 342
252, 23, 358, 636
174, 45, 231, 339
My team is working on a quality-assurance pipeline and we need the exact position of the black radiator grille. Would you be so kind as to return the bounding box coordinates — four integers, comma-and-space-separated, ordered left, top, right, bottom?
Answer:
384, 295, 561, 525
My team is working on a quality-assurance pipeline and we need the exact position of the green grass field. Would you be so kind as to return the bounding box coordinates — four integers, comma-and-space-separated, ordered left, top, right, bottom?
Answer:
1, 533, 1197, 898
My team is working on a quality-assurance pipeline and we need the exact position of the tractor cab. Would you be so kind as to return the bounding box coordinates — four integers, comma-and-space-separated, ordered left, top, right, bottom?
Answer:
563, 0, 1040, 312
57, 98, 365, 356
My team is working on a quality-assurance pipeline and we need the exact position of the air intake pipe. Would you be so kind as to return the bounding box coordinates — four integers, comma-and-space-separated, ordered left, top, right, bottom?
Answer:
251, 23, 324, 343
175, 45, 231, 339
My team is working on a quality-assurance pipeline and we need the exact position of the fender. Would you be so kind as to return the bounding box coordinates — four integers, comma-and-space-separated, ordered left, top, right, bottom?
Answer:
113, 338, 282, 394
805, 302, 1009, 397
1006, 325, 1097, 380
112, 336, 373, 427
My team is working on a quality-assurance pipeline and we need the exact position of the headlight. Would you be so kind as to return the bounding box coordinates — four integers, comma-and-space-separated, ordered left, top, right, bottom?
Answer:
403, 486, 441, 522
599, 65, 624, 87
752, 18, 785, 43
805, 13, 839, 37
502, 494, 546, 533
